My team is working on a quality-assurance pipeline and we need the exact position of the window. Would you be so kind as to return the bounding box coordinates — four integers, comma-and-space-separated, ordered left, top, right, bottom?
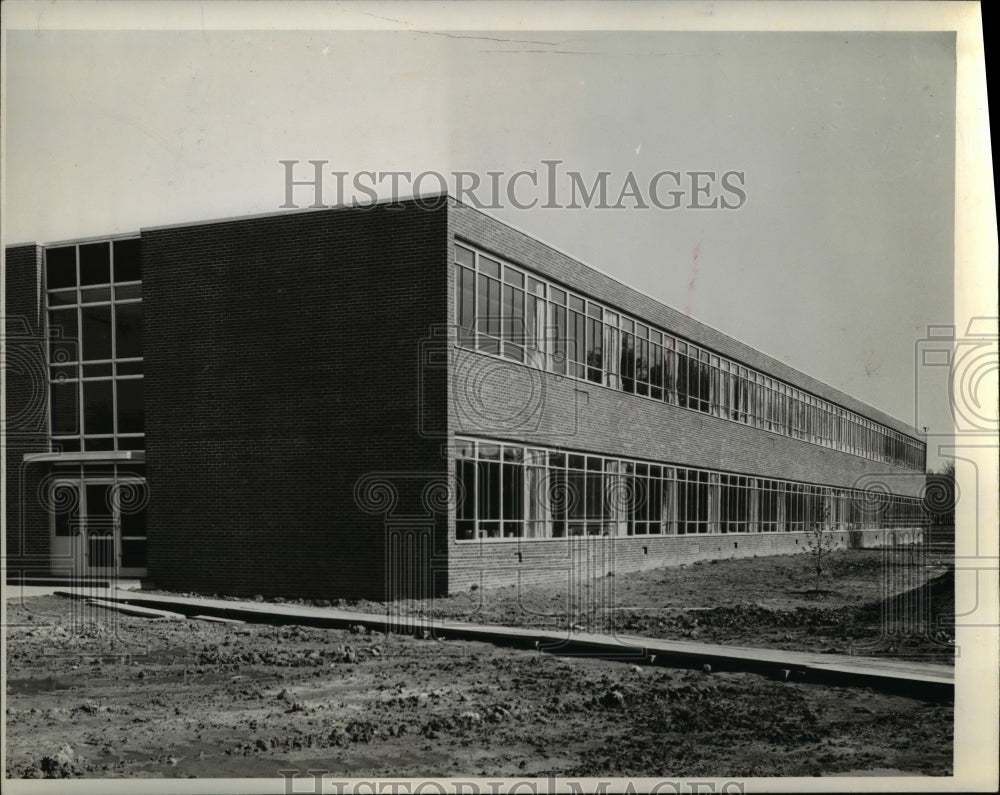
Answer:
455, 246, 476, 348
586, 303, 603, 383
453, 437, 925, 542
45, 239, 144, 452
451, 241, 924, 471
620, 319, 636, 393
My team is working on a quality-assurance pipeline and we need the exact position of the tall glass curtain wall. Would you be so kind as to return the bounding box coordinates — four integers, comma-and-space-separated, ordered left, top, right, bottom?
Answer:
44, 239, 147, 572
45, 239, 144, 453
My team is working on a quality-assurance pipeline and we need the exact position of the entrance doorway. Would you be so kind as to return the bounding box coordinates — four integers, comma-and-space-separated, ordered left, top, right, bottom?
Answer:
49, 478, 147, 577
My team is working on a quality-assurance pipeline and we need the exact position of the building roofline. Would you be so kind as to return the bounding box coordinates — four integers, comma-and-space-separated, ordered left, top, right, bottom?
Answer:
139, 191, 452, 235
5, 191, 925, 443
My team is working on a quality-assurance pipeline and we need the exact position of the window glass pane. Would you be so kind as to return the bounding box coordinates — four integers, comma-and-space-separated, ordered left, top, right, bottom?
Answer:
121, 539, 147, 568
117, 436, 145, 450
50, 381, 79, 435
116, 378, 144, 434
87, 532, 115, 568
79, 242, 111, 285
477, 274, 500, 355
477, 460, 501, 520
503, 284, 524, 361
480, 256, 500, 278
46, 247, 77, 289
620, 330, 635, 393
479, 443, 500, 460
115, 285, 142, 301
116, 360, 143, 376
551, 304, 567, 374
81, 305, 113, 361
82, 363, 113, 377
457, 459, 476, 520
85, 483, 114, 521
115, 302, 143, 359
49, 309, 79, 363
455, 244, 475, 268
456, 265, 476, 348
113, 239, 141, 282
83, 380, 114, 435
569, 295, 585, 312
85, 437, 115, 451
586, 317, 603, 383
48, 290, 76, 306
80, 287, 111, 304
503, 267, 524, 288
502, 461, 523, 524
53, 483, 79, 536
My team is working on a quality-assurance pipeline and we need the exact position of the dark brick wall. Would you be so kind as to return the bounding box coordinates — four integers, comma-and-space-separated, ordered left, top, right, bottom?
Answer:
3, 244, 51, 571
142, 201, 450, 599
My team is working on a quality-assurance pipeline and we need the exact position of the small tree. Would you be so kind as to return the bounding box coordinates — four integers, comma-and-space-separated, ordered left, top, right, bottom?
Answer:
803, 501, 836, 593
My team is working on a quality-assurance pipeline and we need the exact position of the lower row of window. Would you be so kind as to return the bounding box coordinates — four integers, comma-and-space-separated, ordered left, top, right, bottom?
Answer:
454, 438, 925, 541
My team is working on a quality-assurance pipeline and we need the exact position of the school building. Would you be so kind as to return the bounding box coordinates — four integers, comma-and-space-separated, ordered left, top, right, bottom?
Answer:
4, 195, 929, 599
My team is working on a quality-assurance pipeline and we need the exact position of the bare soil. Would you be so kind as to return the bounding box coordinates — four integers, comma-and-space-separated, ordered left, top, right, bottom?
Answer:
5, 549, 953, 779
333, 548, 956, 664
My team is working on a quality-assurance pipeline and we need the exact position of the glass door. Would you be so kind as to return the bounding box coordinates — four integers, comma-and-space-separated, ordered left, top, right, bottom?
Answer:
84, 482, 116, 576
49, 477, 147, 577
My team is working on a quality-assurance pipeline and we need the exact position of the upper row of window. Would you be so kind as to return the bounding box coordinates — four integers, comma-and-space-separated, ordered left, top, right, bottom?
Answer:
45, 239, 141, 290
453, 242, 925, 472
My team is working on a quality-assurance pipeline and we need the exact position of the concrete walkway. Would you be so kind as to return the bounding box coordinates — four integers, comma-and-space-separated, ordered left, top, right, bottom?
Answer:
4, 580, 142, 601
53, 588, 954, 700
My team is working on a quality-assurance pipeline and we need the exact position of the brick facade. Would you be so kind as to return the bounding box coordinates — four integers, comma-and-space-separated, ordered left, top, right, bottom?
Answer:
142, 200, 450, 600
4, 244, 51, 574
444, 200, 925, 592
5, 196, 926, 598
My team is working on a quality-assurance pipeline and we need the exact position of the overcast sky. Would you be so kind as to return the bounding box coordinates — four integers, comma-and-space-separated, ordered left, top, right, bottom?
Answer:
3, 24, 959, 467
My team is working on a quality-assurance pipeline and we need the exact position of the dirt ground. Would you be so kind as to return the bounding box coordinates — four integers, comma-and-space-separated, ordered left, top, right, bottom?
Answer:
332, 548, 956, 664
5, 549, 953, 780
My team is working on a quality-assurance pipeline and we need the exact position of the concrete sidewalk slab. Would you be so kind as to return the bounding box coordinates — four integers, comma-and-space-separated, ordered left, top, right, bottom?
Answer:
52, 588, 954, 699
85, 597, 186, 620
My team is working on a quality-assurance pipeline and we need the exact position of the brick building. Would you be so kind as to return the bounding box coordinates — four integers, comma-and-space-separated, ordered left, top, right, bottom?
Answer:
4, 195, 928, 599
